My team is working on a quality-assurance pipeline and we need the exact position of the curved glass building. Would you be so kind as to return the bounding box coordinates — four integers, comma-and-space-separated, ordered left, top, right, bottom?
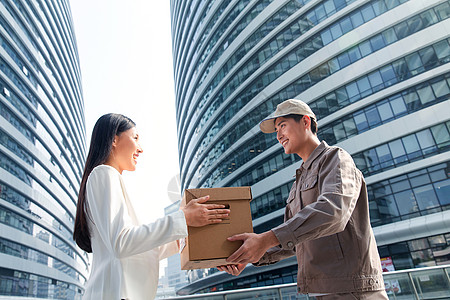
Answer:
170, 0, 450, 295
0, 0, 87, 298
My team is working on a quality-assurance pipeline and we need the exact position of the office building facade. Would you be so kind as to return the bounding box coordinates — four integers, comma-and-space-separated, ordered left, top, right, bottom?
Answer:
0, 0, 87, 298
170, 0, 450, 294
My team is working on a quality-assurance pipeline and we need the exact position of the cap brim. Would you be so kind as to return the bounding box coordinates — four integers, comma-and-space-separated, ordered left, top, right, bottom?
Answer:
260, 113, 292, 133
259, 117, 277, 133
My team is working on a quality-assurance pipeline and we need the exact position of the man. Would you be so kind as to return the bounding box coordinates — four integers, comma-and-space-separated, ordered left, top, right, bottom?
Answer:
218, 99, 388, 299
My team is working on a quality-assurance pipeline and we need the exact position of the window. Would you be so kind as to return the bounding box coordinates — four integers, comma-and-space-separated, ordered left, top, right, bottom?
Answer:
417, 86, 435, 105
366, 106, 382, 127
413, 185, 439, 210
354, 112, 369, 131
416, 129, 436, 155
394, 190, 417, 215
431, 79, 450, 98
378, 101, 394, 121
434, 179, 450, 205
431, 124, 450, 148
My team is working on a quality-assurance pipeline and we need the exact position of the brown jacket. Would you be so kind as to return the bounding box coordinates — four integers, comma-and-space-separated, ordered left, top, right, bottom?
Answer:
256, 141, 384, 294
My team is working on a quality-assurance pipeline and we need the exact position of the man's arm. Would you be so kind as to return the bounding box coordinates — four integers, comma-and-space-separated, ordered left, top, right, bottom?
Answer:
225, 148, 361, 266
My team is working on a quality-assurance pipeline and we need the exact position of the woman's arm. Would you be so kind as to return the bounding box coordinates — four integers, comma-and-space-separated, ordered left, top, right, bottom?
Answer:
86, 167, 188, 258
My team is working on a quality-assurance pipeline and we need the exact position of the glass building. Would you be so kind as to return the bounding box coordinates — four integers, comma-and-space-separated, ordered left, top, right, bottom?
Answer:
170, 0, 450, 295
0, 0, 87, 298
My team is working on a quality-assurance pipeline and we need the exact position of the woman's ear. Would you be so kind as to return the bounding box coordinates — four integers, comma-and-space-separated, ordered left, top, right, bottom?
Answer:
112, 135, 118, 148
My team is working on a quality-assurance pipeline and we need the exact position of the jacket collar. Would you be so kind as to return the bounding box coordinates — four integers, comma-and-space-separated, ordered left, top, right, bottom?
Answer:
301, 140, 328, 170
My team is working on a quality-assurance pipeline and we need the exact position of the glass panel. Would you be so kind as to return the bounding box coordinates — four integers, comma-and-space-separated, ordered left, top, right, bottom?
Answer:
417, 85, 435, 105
366, 106, 381, 127
434, 178, 450, 205
390, 95, 407, 115
433, 39, 450, 60
345, 82, 359, 101
356, 77, 371, 97
370, 34, 385, 51
368, 71, 383, 90
372, 0, 387, 15
379, 65, 397, 85
435, 2, 450, 20
330, 23, 343, 39
394, 21, 409, 39
413, 184, 439, 210
340, 16, 353, 34
364, 148, 380, 171
431, 124, 450, 148
361, 5, 376, 22
321, 29, 333, 45
416, 129, 436, 154
389, 139, 407, 164
350, 11, 364, 27
359, 40, 372, 57
421, 9, 438, 27
376, 144, 392, 163
409, 238, 429, 251
412, 269, 450, 299
411, 249, 435, 267
338, 52, 351, 68
376, 194, 400, 219
407, 15, 424, 34
333, 123, 346, 142
384, 272, 415, 298
431, 79, 450, 98
403, 91, 421, 110
405, 52, 422, 74
378, 101, 394, 121
419, 46, 439, 69
392, 59, 409, 80
343, 119, 357, 137
394, 190, 417, 215
382, 27, 397, 45
354, 112, 368, 131
348, 46, 361, 63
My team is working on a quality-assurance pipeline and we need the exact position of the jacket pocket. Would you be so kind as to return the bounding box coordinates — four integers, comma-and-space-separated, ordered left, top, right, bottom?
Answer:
300, 173, 318, 206
300, 173, 318, 191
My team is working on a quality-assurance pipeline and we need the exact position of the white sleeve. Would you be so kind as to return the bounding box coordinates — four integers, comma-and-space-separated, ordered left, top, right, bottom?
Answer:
86, 167, 188, 258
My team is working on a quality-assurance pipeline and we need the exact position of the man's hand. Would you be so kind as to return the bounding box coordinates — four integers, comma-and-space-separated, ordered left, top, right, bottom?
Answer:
226, 231, 279, 264
217, 263, 246, 276
182, 196, 230, 227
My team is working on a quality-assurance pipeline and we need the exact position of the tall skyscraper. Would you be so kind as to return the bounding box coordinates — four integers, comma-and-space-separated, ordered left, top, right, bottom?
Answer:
170, 0, 450, 295
0, 0, 87, 298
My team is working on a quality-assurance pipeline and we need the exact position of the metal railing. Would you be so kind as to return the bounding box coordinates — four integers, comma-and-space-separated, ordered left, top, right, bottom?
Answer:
162, 265, 450, 299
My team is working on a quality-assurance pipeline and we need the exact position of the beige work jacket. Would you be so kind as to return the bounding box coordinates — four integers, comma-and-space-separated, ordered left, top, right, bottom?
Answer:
256, 141, 385, 294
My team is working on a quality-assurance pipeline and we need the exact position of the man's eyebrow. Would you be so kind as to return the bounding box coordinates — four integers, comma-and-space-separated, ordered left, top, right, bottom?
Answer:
276, 120, 284, 127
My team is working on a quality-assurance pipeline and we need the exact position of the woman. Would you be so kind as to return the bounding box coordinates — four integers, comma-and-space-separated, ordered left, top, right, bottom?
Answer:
73, 113, 229, 299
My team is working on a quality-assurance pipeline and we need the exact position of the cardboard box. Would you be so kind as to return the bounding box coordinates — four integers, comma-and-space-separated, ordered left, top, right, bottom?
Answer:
180, 186, 253, 270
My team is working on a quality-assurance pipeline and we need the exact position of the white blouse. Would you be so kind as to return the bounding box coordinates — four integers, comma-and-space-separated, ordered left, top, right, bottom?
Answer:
82, 165, 188, 300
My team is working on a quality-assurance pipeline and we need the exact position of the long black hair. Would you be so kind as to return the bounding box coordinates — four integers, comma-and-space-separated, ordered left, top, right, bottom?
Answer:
73, 113, 136, 252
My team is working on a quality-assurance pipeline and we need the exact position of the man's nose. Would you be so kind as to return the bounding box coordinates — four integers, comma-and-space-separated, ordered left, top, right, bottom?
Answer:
277, 131, 283, 142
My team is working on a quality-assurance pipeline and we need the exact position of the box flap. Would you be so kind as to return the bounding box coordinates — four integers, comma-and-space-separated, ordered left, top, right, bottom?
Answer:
184, 186, 251, 202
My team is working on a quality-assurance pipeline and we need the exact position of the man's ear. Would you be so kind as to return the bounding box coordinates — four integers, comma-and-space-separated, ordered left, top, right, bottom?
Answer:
302, 115, 311, 130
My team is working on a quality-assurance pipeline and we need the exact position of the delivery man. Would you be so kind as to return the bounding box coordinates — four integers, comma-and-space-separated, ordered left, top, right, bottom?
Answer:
218, 99, 388, 299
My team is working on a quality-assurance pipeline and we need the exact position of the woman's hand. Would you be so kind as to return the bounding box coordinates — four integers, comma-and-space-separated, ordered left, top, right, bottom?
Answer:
217, 264, 246, 276
182, 195, 230, 227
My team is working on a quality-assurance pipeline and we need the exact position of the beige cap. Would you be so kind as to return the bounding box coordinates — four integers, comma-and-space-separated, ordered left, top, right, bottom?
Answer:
259, 99, 316, 133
